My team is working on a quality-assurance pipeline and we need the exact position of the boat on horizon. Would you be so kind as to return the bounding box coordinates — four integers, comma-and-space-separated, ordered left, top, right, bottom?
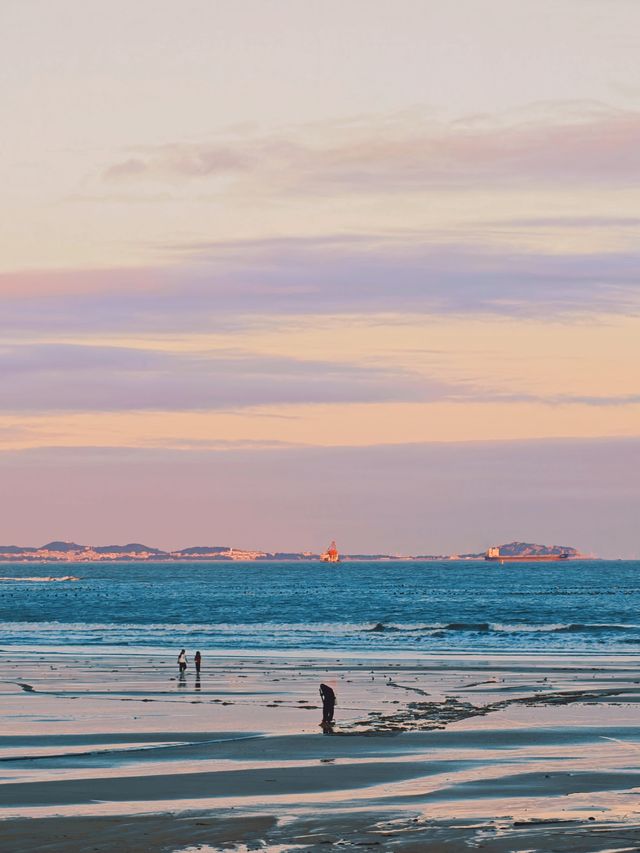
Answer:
320, 541, 340, 562
484, 546, 571, 564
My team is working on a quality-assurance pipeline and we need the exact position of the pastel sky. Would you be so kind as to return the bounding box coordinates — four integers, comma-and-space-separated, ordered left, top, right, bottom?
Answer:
2, 0, 639, 555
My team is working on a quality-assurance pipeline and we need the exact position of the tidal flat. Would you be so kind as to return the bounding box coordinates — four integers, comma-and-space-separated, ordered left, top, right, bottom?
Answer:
2, 649, 640, 851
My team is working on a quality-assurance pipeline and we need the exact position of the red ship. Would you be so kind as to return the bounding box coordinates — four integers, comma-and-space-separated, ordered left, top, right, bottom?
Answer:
320, 541, 340, 562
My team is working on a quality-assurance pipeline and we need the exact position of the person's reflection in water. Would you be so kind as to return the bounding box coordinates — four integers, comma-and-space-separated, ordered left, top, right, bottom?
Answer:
178, 669, 187, 688
195, 677, 201, 690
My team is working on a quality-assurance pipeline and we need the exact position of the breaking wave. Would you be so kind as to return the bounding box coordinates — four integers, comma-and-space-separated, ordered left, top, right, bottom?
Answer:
363, 622, 640, 636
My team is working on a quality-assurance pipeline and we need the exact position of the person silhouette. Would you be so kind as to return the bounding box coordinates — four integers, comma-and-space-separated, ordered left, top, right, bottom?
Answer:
319, 683, 336, 727
194, 650, 201, 675
178, 649, 187, 674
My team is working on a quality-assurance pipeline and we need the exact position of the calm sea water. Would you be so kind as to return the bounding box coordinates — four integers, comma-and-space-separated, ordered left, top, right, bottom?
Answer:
1, 560, 639, 654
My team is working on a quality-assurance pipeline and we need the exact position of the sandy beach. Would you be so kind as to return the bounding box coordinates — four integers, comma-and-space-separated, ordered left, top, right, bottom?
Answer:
2, 649, 640, 850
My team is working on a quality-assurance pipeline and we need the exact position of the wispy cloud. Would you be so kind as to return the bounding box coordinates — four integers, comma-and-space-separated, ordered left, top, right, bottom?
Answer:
481, 392, 640, 407
1, 342, 638, 415
548, 394, 640, 406
0, 343, 445, 413
104, 146, 254, 181
103, 104, 640, 191
490, 216, 640, 229
1, 235, 639, 336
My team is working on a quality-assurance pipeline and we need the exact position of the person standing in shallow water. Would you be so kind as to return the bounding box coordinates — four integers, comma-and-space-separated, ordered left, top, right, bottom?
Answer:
194, 650, 201, 675
319, 683, 336, 727
178, 649, 187, 674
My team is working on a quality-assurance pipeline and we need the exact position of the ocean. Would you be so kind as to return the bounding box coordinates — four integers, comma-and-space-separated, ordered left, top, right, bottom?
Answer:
1, 560, 639, 654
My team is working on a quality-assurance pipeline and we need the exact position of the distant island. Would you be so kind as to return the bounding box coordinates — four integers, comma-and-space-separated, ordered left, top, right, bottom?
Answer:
0, 540, 587, 563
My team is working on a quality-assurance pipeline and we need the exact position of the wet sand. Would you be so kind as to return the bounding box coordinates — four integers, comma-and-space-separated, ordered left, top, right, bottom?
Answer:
2, 649, 640, 850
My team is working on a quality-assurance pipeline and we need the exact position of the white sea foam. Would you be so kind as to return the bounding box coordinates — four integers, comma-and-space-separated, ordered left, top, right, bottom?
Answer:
0, 576, 80, 582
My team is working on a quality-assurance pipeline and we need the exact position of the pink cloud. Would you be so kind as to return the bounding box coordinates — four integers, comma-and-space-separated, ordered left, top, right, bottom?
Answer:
0, 267, 166, 300
104, 143, 255, 181
102, 104, 640, 189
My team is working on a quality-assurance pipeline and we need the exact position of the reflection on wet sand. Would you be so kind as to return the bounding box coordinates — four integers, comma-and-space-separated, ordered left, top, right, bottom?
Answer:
2, 650, 640, 851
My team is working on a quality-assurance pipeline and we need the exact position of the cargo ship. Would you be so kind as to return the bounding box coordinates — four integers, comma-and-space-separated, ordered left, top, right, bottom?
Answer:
320, 541, 340, 562
484, 546, 570, 564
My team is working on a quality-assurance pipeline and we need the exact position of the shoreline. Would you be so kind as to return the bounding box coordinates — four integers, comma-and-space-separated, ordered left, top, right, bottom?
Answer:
4, 643, 640, 659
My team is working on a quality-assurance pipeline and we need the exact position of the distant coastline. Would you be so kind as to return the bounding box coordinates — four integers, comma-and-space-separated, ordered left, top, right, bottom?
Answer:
0, 540, 590, 563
